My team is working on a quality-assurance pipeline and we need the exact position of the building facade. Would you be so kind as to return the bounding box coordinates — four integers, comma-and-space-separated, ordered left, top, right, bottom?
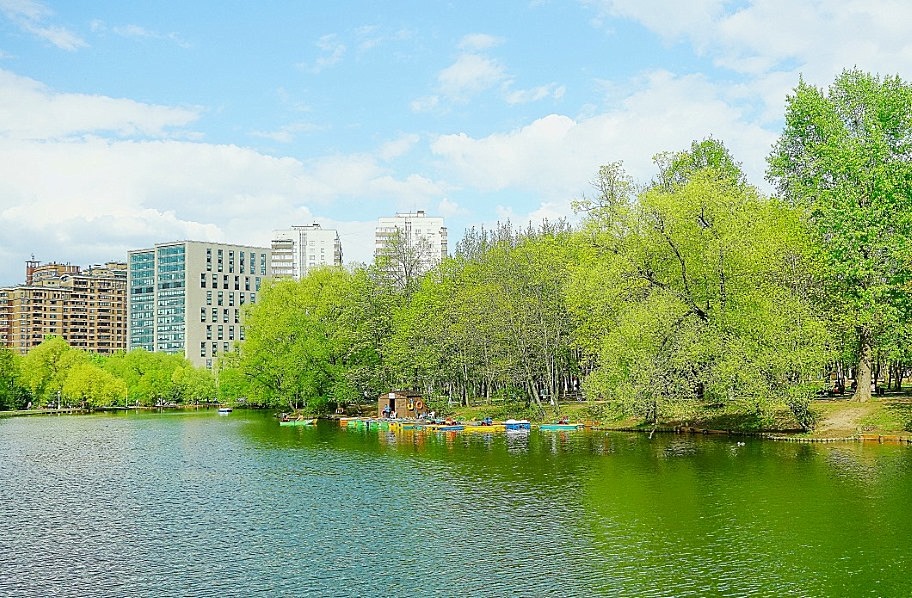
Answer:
270, 223, 343, 279
0, 259, 127, 354
374, 210, 447, 282
128, 241, 271, 369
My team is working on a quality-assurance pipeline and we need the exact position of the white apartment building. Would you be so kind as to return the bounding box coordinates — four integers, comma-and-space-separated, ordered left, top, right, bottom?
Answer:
128, 240, 271, 369
374, 211, 447, 280
270, 224, 343, 279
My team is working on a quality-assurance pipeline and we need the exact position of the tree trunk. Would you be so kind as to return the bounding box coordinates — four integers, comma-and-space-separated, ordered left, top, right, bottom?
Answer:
853, 330, 873, 402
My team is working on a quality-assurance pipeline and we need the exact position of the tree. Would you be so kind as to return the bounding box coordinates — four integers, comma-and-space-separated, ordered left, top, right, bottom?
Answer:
767, 69, 912, 401
572, 142, 830, 423
20, 337, 88, 407
374, 228, 439, 292
0, 347, 26, 410
62, 362, 127, 407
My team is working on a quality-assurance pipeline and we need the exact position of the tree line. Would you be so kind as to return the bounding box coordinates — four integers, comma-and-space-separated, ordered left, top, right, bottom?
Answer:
3, 69, 911, 429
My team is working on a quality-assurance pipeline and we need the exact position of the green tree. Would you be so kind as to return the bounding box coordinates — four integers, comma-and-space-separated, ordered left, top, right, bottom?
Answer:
62, 362, 128, 407
20, 337, 88, 407
767, 69, 912, 401
0, 347, 26, 410
573, 143, 830, 424
102, 349, 188, 406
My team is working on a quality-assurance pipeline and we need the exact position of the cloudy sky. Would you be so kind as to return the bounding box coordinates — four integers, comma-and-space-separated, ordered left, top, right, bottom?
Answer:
0, 1, 909, 285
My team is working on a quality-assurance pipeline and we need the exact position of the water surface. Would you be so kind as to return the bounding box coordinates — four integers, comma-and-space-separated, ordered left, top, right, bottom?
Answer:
1, 411, 909, 596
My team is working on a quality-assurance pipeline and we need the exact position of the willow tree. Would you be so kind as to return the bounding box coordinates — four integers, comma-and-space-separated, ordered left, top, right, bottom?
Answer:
767, 69, 912, 401
572, 142, 830, 426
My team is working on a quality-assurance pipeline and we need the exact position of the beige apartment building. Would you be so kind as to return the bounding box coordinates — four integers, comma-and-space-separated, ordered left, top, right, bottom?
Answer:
271, 223, 343, 280
0, 259, 127, 354
128, 240, 271, 369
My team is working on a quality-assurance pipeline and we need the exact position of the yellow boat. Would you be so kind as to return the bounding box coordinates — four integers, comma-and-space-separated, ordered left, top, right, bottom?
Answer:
462, 424, 506, 433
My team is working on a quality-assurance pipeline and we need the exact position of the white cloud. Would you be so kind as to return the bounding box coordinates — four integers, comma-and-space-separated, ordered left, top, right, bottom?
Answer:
0, 0, 86, 50
458, 33, 504, 51
250, 122, 322, 143
302, 34, 347, 73
431, 70, 775, 208
437, 197, 464, 218
504, 83, 566, 105
377, 133, 420, 161
0, 69, 200, 139
0, 69, 454, 283
438, 53, 507, 100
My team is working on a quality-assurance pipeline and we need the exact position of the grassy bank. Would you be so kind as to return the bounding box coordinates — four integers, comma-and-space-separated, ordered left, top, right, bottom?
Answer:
444, 396, 912, 439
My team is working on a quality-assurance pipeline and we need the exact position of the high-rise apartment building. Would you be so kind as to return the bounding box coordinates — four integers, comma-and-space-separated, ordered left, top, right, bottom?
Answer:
128, 241, 271, 369
0, 259, 127, 354
270, 223, 343, 279
374, 211, 447, 284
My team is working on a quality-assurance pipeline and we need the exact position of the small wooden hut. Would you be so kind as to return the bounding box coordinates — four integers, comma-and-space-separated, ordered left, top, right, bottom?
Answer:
378, 390, 427, 418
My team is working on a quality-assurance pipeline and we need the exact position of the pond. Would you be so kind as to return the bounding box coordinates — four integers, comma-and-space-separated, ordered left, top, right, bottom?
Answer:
1, 410, 910, 596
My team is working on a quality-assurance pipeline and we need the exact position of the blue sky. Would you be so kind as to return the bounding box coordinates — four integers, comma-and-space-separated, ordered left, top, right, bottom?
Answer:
1, 0, 910, 284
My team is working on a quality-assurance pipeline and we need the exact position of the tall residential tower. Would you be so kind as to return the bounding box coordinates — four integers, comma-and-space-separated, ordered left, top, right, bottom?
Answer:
128, 241, 271, 368
270, 223, 342, 280
0, 259, 127, 354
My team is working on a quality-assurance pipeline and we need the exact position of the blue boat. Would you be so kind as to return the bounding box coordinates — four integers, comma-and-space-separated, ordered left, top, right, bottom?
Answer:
504, 419, 531, 431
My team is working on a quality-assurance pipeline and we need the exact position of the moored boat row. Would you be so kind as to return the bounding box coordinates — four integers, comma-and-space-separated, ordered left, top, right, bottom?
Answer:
333, 417, 581, 433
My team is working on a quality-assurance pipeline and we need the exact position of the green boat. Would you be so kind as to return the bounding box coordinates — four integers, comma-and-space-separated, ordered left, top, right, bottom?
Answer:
279, 418, 316, 426
538, 423, 584, 431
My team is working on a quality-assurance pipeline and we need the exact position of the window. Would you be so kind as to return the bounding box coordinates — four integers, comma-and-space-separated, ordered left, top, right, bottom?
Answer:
200, 273, 206, 288
200, 307, 206, 322
228, 251, 235, 273
234, 276, 240, 291
223, 308, 229, 323
206, 248, 212, 272
212, 274, 217, 288
217, 325, 223, 340
217, 249, 223, 272
234, 310, 239, 324
200, 342, 206, 357
245, 277, 250, 291
228, 326, 235, 341
212, 308, 217, 322
217, 292, 223, 306
229, 293, 235, 307
206, 291, 212, 306
223, 274, 229, 289
206, 325, 212, 340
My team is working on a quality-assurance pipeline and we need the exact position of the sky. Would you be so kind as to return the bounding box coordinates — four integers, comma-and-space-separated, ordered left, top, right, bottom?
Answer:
1, 0, 911, 285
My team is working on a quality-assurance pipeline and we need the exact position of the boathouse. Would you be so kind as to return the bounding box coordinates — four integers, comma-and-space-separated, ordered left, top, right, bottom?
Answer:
378, 390, 427, 418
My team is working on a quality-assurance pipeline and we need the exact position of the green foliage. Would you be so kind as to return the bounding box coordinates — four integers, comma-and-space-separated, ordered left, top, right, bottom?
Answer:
20, 336, 89, 406
571, 141, 831, 423
0, 347, 27, 410
767, 68, 912, 401
62, 362, 127, 407
785, 384, 819, 432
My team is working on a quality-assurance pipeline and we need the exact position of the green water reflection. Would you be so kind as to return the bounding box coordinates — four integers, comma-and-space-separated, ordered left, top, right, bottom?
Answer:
2, 411, 910, 597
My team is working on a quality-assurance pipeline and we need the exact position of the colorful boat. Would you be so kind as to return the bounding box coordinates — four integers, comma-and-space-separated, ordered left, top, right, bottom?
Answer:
420, 423, 464, 432
504, 419, 531, 431
538, 423, 584, 431
217, 407, 232, 414
389, 421, 416, 430
279, 418, 316, 426
463, 424, 506, 433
